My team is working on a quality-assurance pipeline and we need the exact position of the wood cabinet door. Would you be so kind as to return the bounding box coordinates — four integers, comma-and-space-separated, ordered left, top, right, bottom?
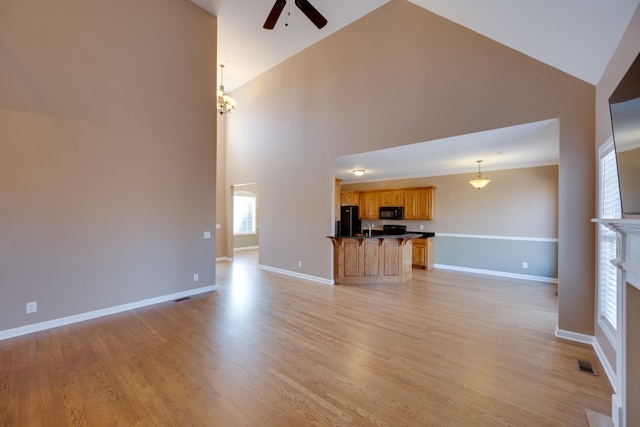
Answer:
335, 179, 342, 220
404, 188, 434, 220
341, 191, 360, 206
416, 188, 433, 220
359, 192, 380, 219
380, 190, 404, 206
404, 190, 418, 219
411, 239, 427, 268
426, 237, 434, 270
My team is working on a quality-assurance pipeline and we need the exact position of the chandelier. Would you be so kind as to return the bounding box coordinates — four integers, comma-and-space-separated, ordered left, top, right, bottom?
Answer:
469, 160, 491, 190
217, 64, 237, 115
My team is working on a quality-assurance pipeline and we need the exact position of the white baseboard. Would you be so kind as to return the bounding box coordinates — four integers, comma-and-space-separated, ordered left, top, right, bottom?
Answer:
234, 246, 259, 252
259, 264, 334, 285
611, 394, 622, 427
593, 336, 618, 392
0, 285, 217, 341
434, 264, 558, 284
216, 257, 233, 262
554, 327, 594, 345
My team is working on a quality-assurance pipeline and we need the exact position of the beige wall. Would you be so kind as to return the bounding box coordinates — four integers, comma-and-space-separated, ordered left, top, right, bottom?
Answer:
0, 0, 217, 331
594, 3, 640, 388
216, 115, 230, 258
342, 166, 558, 238
225, 0, 596, 334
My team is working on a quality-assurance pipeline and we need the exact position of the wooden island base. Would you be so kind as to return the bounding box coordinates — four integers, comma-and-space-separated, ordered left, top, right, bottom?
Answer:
328, 236, 418, 284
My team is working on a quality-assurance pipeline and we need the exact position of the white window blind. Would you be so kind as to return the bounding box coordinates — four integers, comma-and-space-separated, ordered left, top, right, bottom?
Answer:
598, 147, 621, 333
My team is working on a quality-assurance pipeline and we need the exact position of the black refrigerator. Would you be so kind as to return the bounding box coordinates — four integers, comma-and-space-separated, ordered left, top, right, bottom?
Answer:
340, 206, 361, 236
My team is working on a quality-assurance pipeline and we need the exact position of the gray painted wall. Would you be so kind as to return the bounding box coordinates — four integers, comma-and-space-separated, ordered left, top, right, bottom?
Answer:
435, 235, 558, 279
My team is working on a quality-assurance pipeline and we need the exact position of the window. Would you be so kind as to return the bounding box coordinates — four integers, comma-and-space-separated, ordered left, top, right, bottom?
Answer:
233, 191, 257, 235
597, 140, 621, 338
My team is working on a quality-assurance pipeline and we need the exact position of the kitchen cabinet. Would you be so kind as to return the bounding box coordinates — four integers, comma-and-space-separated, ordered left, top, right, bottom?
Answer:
341, 191, 360, 207
379, 190, 404, 207
404, 187, 434, 220
328, 235, 416, 284
335, 179, 343, 220
411, 237, 434, 270
359, 191, 380, 219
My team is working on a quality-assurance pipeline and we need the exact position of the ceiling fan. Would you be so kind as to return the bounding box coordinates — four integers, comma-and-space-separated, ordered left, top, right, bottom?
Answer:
263, 0, 327, 30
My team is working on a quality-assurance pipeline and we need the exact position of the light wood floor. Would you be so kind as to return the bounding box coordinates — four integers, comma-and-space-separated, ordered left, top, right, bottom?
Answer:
0, 250, 612, 426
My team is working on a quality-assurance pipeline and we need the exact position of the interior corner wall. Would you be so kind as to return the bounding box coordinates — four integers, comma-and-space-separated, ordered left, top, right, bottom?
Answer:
216, 115, 231, 259
0, 0, 217, 332
594, 2, 640, 386
226, 0, 596, 335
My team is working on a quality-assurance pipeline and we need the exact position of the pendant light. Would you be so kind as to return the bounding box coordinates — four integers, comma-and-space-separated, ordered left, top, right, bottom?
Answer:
469, 160, 491, 190
217, 64, 237, 115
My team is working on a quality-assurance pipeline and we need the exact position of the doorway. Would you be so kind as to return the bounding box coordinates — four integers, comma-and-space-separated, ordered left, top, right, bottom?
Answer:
232, 183, 260, 254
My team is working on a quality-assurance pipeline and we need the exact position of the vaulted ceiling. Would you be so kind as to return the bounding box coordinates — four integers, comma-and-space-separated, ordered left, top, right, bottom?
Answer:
191, 0, 639, 182
193, 0, 639, 91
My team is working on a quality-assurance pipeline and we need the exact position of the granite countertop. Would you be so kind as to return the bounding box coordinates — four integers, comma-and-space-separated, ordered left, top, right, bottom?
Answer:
407, 231, 435, 238
328, 233, 425, 239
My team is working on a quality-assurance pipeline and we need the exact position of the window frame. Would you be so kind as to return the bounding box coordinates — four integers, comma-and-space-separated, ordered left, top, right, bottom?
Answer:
596, 138, 621, 345
233, 191, 257, 236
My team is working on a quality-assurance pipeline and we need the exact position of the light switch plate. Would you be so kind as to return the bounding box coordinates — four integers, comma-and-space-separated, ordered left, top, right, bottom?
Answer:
26, 301, 37, 314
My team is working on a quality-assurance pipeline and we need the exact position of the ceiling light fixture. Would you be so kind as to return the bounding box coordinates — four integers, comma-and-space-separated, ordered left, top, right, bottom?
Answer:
217, 64, 237, 115
352, 169, 365, 177
469, 160, 491, 190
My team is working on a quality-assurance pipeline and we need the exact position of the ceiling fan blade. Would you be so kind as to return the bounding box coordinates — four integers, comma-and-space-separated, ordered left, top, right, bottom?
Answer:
294, 0, 327, 29
263, 0, 287, 30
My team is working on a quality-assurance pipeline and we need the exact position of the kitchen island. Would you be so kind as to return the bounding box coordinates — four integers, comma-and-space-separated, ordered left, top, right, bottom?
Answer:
328, 234, 422, 284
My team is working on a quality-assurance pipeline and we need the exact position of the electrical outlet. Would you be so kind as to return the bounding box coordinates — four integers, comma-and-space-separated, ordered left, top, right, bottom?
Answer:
298, 261, 302, 268
193, 273, 199, 282
203, 231, 211, 239
26, 301, 37, 314
522, 262, 528, 269
419, 224, 424, 230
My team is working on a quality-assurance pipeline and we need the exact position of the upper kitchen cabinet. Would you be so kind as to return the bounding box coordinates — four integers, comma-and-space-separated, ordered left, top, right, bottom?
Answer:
404, 187, 435, 220
341, 191, 360, 207
335, 179, 343, 220
359, 191, 380, 219
379, 190, 404, 207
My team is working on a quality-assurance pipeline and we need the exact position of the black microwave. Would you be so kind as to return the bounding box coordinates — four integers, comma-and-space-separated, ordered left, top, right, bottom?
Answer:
379, 206, 404, 220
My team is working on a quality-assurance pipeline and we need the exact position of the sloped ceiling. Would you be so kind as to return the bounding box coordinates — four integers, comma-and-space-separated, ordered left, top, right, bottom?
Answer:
191, 0, 639, 181
194, 0, 640, 90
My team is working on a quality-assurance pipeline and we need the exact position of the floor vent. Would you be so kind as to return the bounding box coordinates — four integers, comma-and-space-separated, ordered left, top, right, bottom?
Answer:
175, 297, 191, 302
576, 359, 598, 376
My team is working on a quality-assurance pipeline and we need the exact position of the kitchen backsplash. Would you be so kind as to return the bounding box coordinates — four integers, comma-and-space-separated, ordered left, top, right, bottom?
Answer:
363, 219, 435, 232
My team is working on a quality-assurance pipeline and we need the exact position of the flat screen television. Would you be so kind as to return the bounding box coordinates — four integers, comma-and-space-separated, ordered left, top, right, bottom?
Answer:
609, 51, 640, 217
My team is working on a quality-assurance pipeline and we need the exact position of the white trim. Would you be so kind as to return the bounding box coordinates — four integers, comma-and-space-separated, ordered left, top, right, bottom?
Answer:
233, 245, 259, 252
598, 315, 618, 348
216, 257, 233, 262
612, 394, 622, 427
593, 335, 618, 392
554, 327, 594, 345
434, 264, 557, 283
435, 233, 558, 242
0, 285, 217, 341
259, 264, 334, 285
